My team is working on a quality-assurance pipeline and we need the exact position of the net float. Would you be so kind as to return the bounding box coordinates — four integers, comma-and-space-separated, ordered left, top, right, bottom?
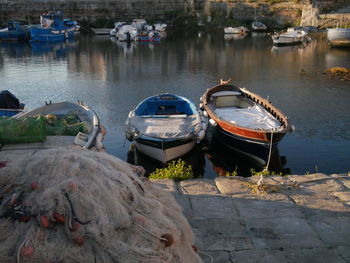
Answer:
21, 246, 34, 257
53, 212, 65, 224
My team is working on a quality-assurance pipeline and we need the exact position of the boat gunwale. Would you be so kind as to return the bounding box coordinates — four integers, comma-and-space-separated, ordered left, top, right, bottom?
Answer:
202, 83, 291, 142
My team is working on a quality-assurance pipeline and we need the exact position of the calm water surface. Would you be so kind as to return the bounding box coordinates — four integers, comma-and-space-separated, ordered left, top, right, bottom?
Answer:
1, 32, 349, 176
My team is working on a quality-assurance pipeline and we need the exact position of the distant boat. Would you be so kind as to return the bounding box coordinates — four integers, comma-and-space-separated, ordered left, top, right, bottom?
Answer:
0, 21, 30, 41
327, 28, 350, 47
251, 21, 267, 31
131, 19, 147, 31
0, 90, 24, 117
271, 28, 309, 46
115, 25, 139, 41
125, 94, 206, 163
110, 22, 128, 36
224, 26, 249, 34
139, 30, 161, 42
29, 11, 76, 42
201, 80, 292, 166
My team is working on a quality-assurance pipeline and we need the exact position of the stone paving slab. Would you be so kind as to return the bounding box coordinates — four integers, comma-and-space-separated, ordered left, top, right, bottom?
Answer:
190, 218, 253, 251
308, 216, 350, 246
245, 217, 324, 249
152, 175, 350, 263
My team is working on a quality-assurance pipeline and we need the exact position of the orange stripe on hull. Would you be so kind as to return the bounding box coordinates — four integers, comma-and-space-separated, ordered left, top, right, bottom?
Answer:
215, 118, 269, 142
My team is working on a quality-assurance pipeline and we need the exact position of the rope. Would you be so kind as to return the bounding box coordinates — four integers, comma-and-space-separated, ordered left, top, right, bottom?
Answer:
265, 131, 274, 170
133, 222, 167, 242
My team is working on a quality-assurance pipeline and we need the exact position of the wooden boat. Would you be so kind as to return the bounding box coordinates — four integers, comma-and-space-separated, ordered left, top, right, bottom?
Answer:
327, 28, 350, 47
0, 21, 30, 41
0, 101, 104, 150
271, 28, 309, 46
201, 81, 292, 166
0, 90, 24, 117
125, 94, 206, 163
29, 11, 76, 42
251, 21, 267, 32
224, 26, 248, 34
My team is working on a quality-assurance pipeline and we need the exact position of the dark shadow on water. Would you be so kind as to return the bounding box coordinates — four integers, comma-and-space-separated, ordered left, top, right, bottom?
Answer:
205, 135, 291, 177
126, 143, 206, 178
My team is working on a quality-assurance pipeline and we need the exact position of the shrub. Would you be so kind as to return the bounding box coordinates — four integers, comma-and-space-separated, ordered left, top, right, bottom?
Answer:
149, 159, 193, 181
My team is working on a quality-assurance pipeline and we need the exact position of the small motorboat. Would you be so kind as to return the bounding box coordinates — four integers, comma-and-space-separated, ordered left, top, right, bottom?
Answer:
29, 11, 76, 42
0, 101, 104, 150
125, 94, 206, 163
0, 21, 30, 41
116, 25, 139, 41
131, 19, 147, 32
110, 22, 128, 36
271, 28, 309, 45
0, 90, 24, 117
327, 28, 350, 47
251, 21, 267, 32
224, 26, 249, 34
201, 80, 292, 166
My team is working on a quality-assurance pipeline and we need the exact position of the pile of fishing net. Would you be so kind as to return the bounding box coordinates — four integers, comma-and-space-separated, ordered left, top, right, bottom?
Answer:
0, 149, 202, 263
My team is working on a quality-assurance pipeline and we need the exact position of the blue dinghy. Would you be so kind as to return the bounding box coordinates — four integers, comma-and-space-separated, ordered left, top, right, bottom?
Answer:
0, 90, 24, 117
29, 11, 77, 42
125, 94, 206, 163
0, 21, 30, 41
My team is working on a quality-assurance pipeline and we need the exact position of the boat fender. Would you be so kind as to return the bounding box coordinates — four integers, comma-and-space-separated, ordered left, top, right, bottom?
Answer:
197, 130, 205, 141
128, 111, 133, 118
291, 124, 296, 132
199, 103, 204, 110
125, 118, 130, 126
95, 133, 105, 150
203, 110, 208, 117
199, 96, 203, 102
209, 118, 217, 127
201, 122, 207, 131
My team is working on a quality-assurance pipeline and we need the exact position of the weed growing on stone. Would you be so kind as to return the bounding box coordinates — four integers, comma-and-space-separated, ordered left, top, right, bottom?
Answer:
250, 168, 285, 177
149, 159, 193, 181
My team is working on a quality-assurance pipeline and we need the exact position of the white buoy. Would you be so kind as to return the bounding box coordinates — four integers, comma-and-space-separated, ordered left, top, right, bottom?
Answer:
203, 111, 208, 117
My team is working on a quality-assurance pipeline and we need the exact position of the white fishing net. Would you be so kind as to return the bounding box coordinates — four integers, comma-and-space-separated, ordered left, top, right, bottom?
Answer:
0, 149, 202, 263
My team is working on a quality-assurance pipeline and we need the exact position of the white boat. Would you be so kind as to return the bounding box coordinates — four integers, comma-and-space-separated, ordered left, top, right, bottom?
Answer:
145, 23, 167, 32
110, 22, 128, 36
116, 25, 139, 41
327, 28, 350, 47
224, 26, 249, 34
251, 21, 267, 31
131, 19, 147, 32
0, 101, 104, 151
271, 28, 309, 45
125, 94, 206, 163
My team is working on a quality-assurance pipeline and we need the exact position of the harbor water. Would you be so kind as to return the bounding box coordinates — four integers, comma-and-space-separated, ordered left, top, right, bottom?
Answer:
0, 32, 349, 176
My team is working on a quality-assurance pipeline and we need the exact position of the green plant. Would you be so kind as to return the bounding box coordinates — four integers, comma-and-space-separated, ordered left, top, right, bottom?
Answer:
149, 159, 193, 181
226, 168, 238, 177
250, 168, 284, 177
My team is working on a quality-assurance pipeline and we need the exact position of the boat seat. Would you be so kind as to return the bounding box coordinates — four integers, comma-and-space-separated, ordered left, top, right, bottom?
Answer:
215, 95, 253, 109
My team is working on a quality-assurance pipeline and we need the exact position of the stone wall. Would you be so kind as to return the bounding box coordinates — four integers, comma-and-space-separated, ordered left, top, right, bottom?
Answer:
0, 0, 349, 27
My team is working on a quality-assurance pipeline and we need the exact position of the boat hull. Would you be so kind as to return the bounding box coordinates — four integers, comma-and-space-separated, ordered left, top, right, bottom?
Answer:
327, 28, 350, 47
135, 137, 196, 163
208, 124, 276, 166
30, 27, 74, 42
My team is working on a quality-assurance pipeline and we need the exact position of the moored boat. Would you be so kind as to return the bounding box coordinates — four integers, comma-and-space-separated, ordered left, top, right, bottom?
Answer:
251, 21, 267, 32
201, 81, 292, 166
115, 24, 139, 41
327, 28, 350, 47
139, 30, 161, 42
125, 94, 206, 163
0, 101, 104, 150
271, 28, 309, 46
0, 21, 30, 41
0, 90, 24, 117
29, 11, 76, 42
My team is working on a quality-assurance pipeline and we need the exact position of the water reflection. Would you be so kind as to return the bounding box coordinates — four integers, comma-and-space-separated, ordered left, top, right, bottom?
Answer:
224, 33, 248, 41
206, 135, 290, 177
127, 143, 206, 178
30, 41, 76, 57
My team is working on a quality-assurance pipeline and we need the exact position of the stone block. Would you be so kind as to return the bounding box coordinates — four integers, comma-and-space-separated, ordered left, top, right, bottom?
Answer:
232, 249, 287, 263
215, 177, 252, 195
284, 248, 346, 263
333, 191, 350, 205
337, 246, 350, 263
245, 217, 323, 249
309, 216, 350, 246
190, 218, 253, 251
291, 194, 350, 217
200, 250, 232, 263
190, 196, 239, 220
151, 179, 177, 192
233, 198, 303, 220
179, 179, 221, 195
